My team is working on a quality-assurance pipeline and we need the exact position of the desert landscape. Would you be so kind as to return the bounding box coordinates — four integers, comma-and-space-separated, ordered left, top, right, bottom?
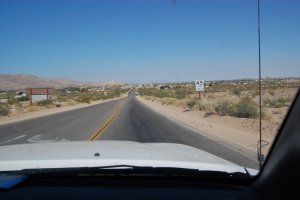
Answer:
136, 78, 299, 155
1, 74, 299, 157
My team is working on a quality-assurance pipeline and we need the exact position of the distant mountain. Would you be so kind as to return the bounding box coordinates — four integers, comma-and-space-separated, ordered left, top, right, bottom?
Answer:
0, 74, 123, 90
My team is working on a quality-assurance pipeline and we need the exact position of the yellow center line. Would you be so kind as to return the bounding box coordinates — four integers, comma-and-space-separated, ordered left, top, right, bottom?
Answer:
88, 104, 120, 141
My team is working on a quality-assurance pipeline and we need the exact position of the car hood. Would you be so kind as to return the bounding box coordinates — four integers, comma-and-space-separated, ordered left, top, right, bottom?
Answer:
0, 141, 256, 174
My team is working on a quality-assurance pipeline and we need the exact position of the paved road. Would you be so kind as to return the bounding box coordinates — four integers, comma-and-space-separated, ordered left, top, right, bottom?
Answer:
0, 89, 258, 169
0, 99, 120, 144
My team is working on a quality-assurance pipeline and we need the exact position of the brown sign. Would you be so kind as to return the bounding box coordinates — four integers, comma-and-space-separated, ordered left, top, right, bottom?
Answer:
25, 88, 55, 95
25, 88, 55, 105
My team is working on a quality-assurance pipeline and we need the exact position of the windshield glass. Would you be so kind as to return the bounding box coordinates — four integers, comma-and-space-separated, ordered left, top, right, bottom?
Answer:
0, 0, 299, 176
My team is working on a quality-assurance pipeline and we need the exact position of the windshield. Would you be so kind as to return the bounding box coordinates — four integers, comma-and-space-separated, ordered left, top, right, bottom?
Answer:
0, 0, 299, 177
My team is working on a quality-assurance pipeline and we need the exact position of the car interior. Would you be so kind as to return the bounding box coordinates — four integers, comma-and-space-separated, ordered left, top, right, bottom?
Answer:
0, 0, 299, 199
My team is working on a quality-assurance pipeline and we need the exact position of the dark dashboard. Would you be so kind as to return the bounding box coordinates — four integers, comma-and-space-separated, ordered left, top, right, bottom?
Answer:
1, 176, 259, 200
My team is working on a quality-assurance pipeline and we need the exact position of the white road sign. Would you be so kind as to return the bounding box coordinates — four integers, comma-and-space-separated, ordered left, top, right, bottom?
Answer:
195, 80, 204, 92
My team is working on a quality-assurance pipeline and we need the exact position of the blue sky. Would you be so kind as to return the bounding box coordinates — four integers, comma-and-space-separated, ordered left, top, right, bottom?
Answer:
0, 0, 299, 83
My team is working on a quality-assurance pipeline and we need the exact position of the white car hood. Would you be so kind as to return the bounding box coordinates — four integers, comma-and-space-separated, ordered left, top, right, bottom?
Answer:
0, 141, 255, 174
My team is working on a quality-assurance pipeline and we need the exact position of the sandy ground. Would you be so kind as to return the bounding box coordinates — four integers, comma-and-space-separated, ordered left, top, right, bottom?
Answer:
137, 96, 280, 155
0, 93, 127, 126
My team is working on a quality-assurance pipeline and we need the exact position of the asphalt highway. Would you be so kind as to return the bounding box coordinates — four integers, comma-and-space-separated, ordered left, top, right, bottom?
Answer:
0, 89, 258, 168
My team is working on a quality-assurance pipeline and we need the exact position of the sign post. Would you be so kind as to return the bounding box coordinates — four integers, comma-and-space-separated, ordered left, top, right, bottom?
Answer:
195, 80, 204, 100
29, 88, 32, 106
26, 87, 55, 106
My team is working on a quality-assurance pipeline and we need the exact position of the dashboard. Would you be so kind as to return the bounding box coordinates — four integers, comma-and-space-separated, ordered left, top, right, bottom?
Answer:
0, 176, 259, 200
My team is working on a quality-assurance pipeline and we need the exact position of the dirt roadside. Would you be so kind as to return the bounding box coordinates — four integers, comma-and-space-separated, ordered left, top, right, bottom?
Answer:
136, 96, 277, 156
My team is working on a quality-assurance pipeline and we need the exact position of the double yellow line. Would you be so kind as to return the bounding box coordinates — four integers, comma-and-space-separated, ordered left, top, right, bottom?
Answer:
88, 104, 120, 141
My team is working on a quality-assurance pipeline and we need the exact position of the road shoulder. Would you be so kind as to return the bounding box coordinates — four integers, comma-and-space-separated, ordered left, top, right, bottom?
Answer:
136, 96, 260, 159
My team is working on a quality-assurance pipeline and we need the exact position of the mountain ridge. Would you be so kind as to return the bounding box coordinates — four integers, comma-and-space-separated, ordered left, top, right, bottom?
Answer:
0, 74, 123, 90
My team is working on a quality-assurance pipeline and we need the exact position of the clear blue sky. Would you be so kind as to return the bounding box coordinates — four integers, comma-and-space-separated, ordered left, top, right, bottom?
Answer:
0, 0, 299, 83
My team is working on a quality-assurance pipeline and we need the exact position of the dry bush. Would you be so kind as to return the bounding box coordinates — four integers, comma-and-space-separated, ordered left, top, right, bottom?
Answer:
186, 99, 197, 109
215, 97, 258, 118
26, 106, 39, 112
196, 101, 214, 112
0, 103, 10, 116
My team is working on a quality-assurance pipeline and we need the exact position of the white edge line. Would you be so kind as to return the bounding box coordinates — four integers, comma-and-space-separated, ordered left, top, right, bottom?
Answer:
0, 135, 27, 145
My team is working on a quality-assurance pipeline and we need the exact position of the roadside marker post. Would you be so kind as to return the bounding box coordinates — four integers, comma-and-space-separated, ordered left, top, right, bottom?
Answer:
195, 80, 204, 100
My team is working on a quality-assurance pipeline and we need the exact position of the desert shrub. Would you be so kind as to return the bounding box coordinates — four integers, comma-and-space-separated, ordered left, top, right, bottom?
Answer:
57, 94, 72, 102
261, 109, 271, 120
239, 96, 256, 105
138, 88, 171, 98
160, 98, 174, 105
175, 90, 189, 99
231, 97, 258, 118
7, 99, 18, 105
173, 99, 186, 107
196, 101, 205, 111
232, 88, 241, 97
263, 98, 273, 107
36, 100, 54, 107
196, 101, 214, 112
268, 89, 275, 96
186, 99, 197, 109
17, 96, 30, 101
109, 89, 122, 97
6, 96, 30, 105
77, 95, 92, 104
215, 101, 234, 116
232, 101, 258, 118
263, 97, 290, 108
206, 93, 215, 100
251, 89, 259, 98
215, 97, 258, 118
138, 88, 192, 100
156, 91, 170, 98
0, 103, 10, 116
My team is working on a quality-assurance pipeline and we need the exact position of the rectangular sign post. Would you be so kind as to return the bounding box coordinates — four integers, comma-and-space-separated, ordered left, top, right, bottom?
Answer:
195, 80, 204, 100
25, 88, 55, 106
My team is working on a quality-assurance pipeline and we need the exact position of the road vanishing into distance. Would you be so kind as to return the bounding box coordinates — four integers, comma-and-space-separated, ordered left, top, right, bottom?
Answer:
0, 89, 258, 169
